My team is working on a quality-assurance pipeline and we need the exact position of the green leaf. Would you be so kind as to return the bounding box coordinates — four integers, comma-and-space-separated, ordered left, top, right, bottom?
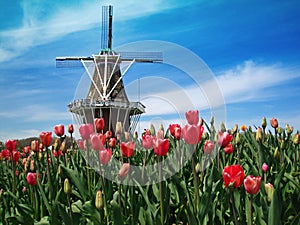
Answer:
268, 189, 281, 225
111, 199, 124, 225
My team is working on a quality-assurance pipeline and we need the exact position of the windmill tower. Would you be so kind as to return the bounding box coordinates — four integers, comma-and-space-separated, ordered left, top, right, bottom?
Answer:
56, 5, 162, 134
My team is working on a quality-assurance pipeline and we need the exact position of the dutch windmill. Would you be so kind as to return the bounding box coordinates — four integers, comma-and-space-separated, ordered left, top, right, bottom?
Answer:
56, 5, 162, 134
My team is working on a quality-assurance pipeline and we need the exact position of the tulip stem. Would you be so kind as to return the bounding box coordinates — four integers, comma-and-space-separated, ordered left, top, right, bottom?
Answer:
192, 155, 199, 213
231, 190, 239, 225
249, 194, 253, 225
158, 156, 164, 225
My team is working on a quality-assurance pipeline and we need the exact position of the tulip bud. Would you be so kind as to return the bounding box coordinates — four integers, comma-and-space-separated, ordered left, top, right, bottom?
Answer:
31, 140, 39, 152
235, 132, 240, 144
274, 147, 280, 160
256, 127, 263, 141
60, 141, 66, 153
210, 116, 214, 125
57, 165, 62, 175
133, 131, 138, 140
54, 138, 59, 150
220, 122, 226, 132
280, 139, 285, 149
262, 163, 269, 173
231, 124, 238, 135
264, 183, 275, 202
270, 118, 278, 129
240, 125, 247, 132
285, 124, 293, 135
262, 117, 267, 129
195, 162, 201, 173
276, 127, 283, 135
38, 152, 43, 160
292, 134, 300, 145
0, 189, 3, 200
95, 190, 103, 209
124, 132, 130, 141
150, 124, 156, 136
30, 160, 35, 172
64, 178, 71, 195
68, 124, 74, 134
115, 122, 123, 135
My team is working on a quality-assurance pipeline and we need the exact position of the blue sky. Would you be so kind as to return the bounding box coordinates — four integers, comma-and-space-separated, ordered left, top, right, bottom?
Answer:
0, 0, 300, 141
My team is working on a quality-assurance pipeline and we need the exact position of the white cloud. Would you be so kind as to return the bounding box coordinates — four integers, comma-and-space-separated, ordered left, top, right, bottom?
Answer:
0, 104, 71, 122
0, 0, 194, 62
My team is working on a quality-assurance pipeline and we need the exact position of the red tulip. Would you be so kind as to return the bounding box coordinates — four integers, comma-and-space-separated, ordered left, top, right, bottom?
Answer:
5, 139, 17, 152
120, 142, 135, 158
68, 124, 74, 134
185, 110, 199, 125
90, 134, 105, 151
40, 132, 52, 147
154, 138, 170, 156
108, 138, 116, 148
79, 124, 94, 140
99, 148, 112, 165
169, 124, 181, 140
94, 118, 105, 133
224, 144, 234, 154
1, 149, 10, 160
142, 134, 154, 149
26, 172, 38, 186
244, 175, 261, 194
54, 124, 65, 137
105, 130, 113, 139
204, 140, 215, 154
218, 131, 233, 147
270, 118, 278, 128
182, 124, 204, 145
223, 164, 245, 188
119, 163, 130, 179
12, 151, 20, 163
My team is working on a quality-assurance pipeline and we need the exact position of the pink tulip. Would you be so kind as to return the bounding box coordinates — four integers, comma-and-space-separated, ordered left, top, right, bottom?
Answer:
26, 172, 38, 186
262, 163, 269, 172
78, 139, 85, 150
99, 148, 112, 165
244, 175, 261, 194
185, 110, 199, 125
182, 124, 204, 145
204, 140, 215, 154
79, 124, 94, 140
90, 134, 105, 151
119, 163, 130, 179
142, 134, 154, 149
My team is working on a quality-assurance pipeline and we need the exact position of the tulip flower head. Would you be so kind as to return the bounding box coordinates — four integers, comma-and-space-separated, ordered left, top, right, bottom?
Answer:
153, 138, 170, 156
169, 124, 181, 140
264, 183, 275, 202
204, 140, 215, 154
5, 139, 17, 152
94, 118, 105, 133
99, 148, 112, 165
182, 124, 204, 145
270, 118, 278, 128
40, 132, 52, 147
79, 124, 94, 140
218, 131, 233, 148
54, 124, 65, 137
120, 142, 135, 158
108, 137, 117, 148
262, 163, 269, 172
240, 125, 247, 132
68, 124, 74, 134
26, 172, 38, 186
119, 163, 130, 180
244, 175, 261, 195
185, 110, 199, 125
223, 165, 245, 188
224, 144, 234, 154
142, 134, 154, 149
90, 134, 105, 151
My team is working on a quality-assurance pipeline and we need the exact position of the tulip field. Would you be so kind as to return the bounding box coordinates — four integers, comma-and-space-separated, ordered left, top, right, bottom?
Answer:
0, 110, 299, 225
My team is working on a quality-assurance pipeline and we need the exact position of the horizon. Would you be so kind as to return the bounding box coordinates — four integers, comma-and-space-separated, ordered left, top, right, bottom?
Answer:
1, 0, 300, 142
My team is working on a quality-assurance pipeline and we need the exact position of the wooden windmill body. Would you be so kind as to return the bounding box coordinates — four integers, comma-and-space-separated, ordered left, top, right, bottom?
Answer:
56, 5, 162, 133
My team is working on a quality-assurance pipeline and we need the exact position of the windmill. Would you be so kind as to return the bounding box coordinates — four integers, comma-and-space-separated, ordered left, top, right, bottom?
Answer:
56, 5, 163, 134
